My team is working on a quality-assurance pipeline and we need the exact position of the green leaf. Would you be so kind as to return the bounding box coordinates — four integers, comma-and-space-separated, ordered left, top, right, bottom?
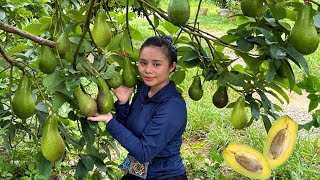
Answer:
35, 152, 52, 180
170, 70, 186, 85
0, 9, 5, 20
261, 114, 272, 133
80, 118, 96, 146
250, 101, 260, 120
270, 45, 286, 60
267, 82, 289, 104
7, 44, 30, 56
253, 27, 275, 44
220, 71, 245, 87
257, 89, 270, 110
269, 5, 286, 20
314, 14, 320, 29
266, 62, 276, 83
235, 52, 263, 70
107, 33, 122, 52
80, 154, 94, 171
23, 23, 45, 36
236, 38, 254, 52
75, 160, 88, 180
284, 45, 309, 75
308, 99, 319, 112
53, 92, 70, 111
90, 155, 107, 173
162, 21, 180, 34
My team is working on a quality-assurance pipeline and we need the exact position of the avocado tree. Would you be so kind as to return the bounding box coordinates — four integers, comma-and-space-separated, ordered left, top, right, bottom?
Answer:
0, 0, 319, 179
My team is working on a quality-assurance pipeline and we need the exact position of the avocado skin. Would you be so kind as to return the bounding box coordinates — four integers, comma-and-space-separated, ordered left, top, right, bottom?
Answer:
12, 75, 35, 119
167, 0, 190, 26
290, 4, 319, 55
41, 115, 65, 162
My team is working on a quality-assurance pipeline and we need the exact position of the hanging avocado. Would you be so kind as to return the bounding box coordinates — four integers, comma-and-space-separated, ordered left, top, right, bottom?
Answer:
231, 96, 248, 129
56, 32, 70, 56
167, 0, 190, 26
73, 87, 97, 117
241, 0, 263, 18
222, 143, 271, 179
12, 75, 35, 119
212, 86, 228, 108
41, 115, 65, 162
263, 115, 298, 168
38, 45, 58, 74
122, 57, 137, 88
92, 9, 112, 49
289, 3, 319, 55
106, 71, 123, 89
188, 75, 203, 101
96, 77, 114, 114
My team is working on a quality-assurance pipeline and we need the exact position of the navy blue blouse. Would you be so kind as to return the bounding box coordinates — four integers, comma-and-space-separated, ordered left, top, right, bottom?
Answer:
106, 81, 187, 179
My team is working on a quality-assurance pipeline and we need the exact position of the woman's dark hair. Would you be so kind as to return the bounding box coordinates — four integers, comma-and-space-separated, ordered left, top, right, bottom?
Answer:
140, 35, 177, 67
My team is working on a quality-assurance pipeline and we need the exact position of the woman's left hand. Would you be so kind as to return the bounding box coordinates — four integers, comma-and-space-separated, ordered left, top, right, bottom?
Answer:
87, 112, 113, 123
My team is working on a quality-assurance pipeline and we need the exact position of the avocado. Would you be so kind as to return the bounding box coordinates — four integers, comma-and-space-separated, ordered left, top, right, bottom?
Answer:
41, 115, 65, 162
92, 9, 112, 48
56, 32, 70, 56
167, 0, 190, 26
241, 0, 263, 18
38, 45, 58, 74
96, 77, 114, 114
106, 71, 123, 89
222, 143, 271, 179
212, 86, 228, 108
290, 3, 319, 55
231, 96, 248, 129
263, 115, 298, 168
73, 87, 97, 117
122, 57, 137, 88
12, 75, 35, 119
188, 75, 203, 101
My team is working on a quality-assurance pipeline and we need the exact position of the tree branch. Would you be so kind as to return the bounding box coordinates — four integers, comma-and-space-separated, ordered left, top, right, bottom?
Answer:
0, 22, 56, 47
0, 45, 25, 72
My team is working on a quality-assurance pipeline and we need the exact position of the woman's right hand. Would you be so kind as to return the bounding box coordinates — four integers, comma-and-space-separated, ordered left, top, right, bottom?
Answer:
111, 85, 134, 104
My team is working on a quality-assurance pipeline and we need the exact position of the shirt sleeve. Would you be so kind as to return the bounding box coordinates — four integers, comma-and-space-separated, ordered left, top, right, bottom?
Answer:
114, 100, 130, 124
106, 98, 187, 163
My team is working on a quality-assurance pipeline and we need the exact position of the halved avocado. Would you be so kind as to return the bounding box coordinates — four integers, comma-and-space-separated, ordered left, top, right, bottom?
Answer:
263, 115, 298, 168
222, 143, 271, 179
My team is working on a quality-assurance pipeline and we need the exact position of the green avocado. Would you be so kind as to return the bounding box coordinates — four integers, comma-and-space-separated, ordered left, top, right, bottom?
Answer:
241, 0, 263, 17
38, 45, 58, 74
56, 32, 70, 56
106, 71, 123, 89
188, 75, 203, 101
167, 0, 190, 26
92, 9, 112, 48
290, 3, 319, 55
212, 86, 228, 108
12, 75, 35, 119
122, 57, 137, 88
231, 96, 248, 129
41, 115, 65, 162
73, 87, 97, 117
96, 77, 114, 114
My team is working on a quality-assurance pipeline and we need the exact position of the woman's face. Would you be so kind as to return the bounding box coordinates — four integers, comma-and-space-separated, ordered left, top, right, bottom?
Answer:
138, 46, 176, 91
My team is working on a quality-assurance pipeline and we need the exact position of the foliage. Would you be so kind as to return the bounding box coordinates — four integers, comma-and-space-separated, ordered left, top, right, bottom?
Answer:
208, 0, 240, 9
0, 0, 320, 179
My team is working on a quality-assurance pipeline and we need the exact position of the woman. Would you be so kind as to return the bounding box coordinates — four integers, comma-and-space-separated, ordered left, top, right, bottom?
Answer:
88, 35, 188, 180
